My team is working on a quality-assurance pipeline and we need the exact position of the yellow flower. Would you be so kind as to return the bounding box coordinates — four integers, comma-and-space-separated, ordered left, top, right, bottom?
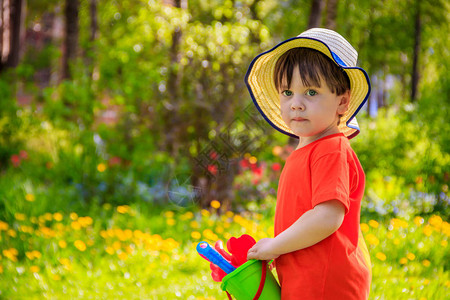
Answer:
360, 223, 369, 233
423, 225, 433, 237
210, 200, 221, 209
78, 216, 93, 227
70, 212, 78, 220
249, 156, 258, 164
422, 259, 431, 267
25, 194, 35, 202
225, 211, 234, 218
117, 205, 130, 214
52, 274, 61, 281
369, 220, 379, 228
112, 241, 121, 250
365, 234, 379, 246
164, 211, 174, 218
166, 218, 176, 226
0, 221, 9, 231
160, 253, 170, 263
215, 226, 224, 234
8, 229, 17, 237
30, 266, 40, 273
43, 213, 53, 221
26, 251, 35, 260
190, 220, 199, 229
53, 213, 63, 221
429, 215, 443, 230
376, 252, 386, 261
399, 257, 408, 264
105, 246, 115, 255
272, 146, 283, 156
14, 213, 26, 221
118, 252, 128, 261
0, 265, 3, 273
442, 222, 450, 236
202, 229, 218, 241
71, 221, 81, 230
74, 240, 86, 252
191, 231, 201, 240
441, 240, 448, 247
59, 240, 67, 248
180, 211, 194, 220
393, 238, 400, 245
201, 209, 210, 217
413, 216, 424, 226
97, 163, 107, 172
407, 253, 415, 261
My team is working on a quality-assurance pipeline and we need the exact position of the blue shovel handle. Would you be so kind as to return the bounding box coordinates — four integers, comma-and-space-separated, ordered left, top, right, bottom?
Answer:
197, 241, 236, 274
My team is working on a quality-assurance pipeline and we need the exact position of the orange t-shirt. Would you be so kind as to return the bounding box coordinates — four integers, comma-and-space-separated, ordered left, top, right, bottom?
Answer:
274, 133, 372, 300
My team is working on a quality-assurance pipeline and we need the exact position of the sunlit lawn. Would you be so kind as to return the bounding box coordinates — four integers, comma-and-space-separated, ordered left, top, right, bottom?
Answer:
0, 200, 449, 299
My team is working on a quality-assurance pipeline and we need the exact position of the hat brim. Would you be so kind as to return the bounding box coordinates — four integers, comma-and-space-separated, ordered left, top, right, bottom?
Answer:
245, 37, 371, 139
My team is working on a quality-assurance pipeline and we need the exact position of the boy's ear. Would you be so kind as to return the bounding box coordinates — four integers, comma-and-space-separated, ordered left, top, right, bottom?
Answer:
337, 90, 351, 115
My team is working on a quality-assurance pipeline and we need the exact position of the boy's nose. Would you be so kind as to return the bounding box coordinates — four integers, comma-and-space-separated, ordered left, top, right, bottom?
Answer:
291, 97, 305, 111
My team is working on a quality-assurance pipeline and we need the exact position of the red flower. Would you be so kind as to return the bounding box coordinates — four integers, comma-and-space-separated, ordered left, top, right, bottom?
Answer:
239, 159, 249, 169
251, 178, 259, 185
251, 165, 263, 176
108, 156, 122, 166
11, 154, 21, 167
46, 162, 53, 169
207, 164, 218, 175
19, 150, 28, 160
209, 151, 218, 160
271, 163, 281, 171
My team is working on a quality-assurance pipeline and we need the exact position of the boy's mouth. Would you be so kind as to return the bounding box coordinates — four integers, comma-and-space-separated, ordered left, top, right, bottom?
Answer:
292, 117, 307, 122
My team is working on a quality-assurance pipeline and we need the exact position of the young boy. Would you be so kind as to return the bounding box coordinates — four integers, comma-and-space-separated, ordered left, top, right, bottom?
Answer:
245, 28, 372, 299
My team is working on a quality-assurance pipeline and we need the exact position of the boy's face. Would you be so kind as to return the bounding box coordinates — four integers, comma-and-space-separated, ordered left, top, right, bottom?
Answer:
279, 66, 350, 145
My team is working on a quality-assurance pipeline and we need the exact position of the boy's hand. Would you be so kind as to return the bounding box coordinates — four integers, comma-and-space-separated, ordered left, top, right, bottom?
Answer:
247, 238, 280, 261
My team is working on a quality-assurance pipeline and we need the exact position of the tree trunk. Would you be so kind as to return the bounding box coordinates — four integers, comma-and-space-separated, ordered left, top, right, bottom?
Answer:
308, 0, 325, 29
61, 0, 79, 81
411, 0, 421, 101
83, 0, 98, 80
324, 0, 338, 30
0, 0, 25, 71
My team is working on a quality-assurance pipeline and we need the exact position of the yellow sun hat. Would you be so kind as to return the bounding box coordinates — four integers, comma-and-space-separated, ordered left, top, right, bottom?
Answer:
245, 28, 371, 139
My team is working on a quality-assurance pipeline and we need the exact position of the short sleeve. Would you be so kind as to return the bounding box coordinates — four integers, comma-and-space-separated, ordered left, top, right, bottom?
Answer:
311, 151, 350, 214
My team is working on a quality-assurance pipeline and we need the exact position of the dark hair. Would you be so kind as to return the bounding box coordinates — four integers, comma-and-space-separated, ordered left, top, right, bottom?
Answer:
274, 48, 350, 95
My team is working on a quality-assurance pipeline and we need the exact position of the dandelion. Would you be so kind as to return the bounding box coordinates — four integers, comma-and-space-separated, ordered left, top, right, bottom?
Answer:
105, 246, 115, 255
118, 252, 128, 261
365, 234, 379, 246
210, 200, 221, 209
78, 216, 93, 227
413, 216, 424, 226
393, 238, 400, 245
422, 260, 431, 267
369, 220, 379, 228
43, 213, 53, 221
164, 211, 174, 218
190, 221, 199, 228
201, 209, 210, 217
0, 221, 9, 231
117, 205, 130, 214
399, 257, 408, 264
360, 223, 369, 233
8, 229, 17, 237
52, 275, 61, 281
70, 212, 78, 220
74, 240, 87, 252
191, 231, 201, 239
71, 221, 82, 230
59, 240, 67, 248
249, 156, 257, 164
376, 252, 386, 261
225, 211, 234, 218
429, 215, 443, 229
160, 253, 170, 263
25, 194, 35, 202
166, 219, 176, 226
14, 213, 26, 221
3, 248, 18, 262
30, 266, 40, 273
112, 241, 121, 250
53, 213, 63, 221
407, 253, 415, 261
423, 225, 433, 237
97, 163, 107, 172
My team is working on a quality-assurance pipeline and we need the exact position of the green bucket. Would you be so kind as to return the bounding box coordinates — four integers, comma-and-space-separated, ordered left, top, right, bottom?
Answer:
220, 260, 281, 300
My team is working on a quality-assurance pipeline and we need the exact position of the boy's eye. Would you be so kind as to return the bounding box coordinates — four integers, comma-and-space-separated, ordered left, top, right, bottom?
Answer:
306, 90, 318, 96
281, 90, 293, 97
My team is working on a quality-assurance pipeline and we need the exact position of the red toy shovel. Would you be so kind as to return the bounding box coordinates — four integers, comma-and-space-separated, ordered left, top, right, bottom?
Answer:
226, 234, 256, 267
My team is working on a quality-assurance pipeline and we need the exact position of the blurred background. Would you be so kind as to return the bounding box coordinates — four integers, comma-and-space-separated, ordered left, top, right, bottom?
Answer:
0, 0, 448, 299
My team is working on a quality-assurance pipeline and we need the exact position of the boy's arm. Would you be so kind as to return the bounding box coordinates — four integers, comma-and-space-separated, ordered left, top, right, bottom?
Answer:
247, 200, 345, 260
